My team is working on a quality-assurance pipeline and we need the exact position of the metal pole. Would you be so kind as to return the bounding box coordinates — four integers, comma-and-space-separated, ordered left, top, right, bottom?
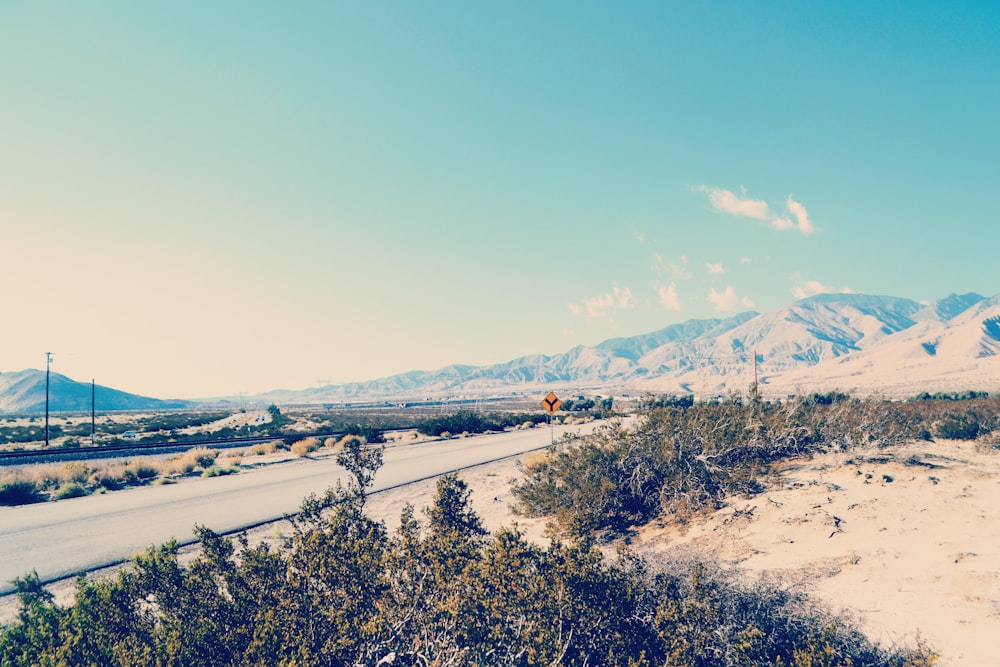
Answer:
45, 352, 52, 447
92, 379, 96, 445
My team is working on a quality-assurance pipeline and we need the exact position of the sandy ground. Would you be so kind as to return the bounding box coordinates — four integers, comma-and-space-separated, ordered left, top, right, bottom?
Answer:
4, 437, 999, 666
628, 439, 1000, 666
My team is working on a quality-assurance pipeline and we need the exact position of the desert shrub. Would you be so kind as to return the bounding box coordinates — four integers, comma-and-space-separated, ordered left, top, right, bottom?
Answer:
189, 447, 219, 468
336, 434, 366, 450
89, 467, 126, 491
415, 410, 548, 438
249, 441, 278, 456
58, 461, 90, 485
344, 423, 386, 444
0, 461, 937, 667
121, 461, 159, 486
513, 392, 935, 537
290, 437, 320, 457
201, 465, 237, 478
52, 483, 89, 500
0, 478, 44, 505
933, 415, 981, 440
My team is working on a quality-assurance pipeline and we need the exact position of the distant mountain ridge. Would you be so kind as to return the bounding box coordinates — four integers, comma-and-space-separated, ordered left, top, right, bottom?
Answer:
277, 291, 999, 402
0, 370, 192, 414
4, 292, 998, 409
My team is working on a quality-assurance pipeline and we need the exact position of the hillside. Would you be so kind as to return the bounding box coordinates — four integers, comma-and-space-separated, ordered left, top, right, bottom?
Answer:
0, 370, 191, 414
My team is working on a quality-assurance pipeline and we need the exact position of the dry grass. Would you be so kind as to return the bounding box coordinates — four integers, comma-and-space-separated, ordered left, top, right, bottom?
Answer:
248, 440, 282, 456
521, 450, 551, 474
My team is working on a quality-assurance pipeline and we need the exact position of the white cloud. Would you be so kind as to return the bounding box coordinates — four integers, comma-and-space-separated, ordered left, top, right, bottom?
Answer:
692, 185, 771, 220
693, 185, 817, 235
790, 274, 851, 299
708, 285, 740, 312
657, 282, 682, 312
569, 287, 636, 318
706, 261, 725, 275
786, 195, 815, 234
706, 286, 756, 312
740, 257, 751, 265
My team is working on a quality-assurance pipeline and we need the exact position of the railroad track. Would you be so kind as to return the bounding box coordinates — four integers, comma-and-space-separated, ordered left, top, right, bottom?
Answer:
0, 432, 346, 465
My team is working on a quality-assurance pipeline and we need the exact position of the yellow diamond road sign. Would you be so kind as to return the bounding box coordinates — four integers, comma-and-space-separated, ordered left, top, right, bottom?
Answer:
541, 392, 562, 414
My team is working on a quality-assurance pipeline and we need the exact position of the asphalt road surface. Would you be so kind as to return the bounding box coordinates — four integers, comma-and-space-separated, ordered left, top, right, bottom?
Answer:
1, 422, 600, 595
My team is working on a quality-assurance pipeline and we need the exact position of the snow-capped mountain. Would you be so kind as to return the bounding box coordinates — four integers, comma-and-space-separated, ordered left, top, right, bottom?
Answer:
296, 292, 998, 401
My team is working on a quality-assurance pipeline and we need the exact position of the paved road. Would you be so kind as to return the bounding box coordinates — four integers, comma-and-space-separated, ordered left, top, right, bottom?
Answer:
0, 422, 599, 595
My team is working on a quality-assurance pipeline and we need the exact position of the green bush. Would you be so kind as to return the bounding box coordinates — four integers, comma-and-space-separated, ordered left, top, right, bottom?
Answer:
0, 479, 44, 505
933, 415, 980, 440
201, 465, 237, 478
52, 483, 89, 500
0, 465, 937, 667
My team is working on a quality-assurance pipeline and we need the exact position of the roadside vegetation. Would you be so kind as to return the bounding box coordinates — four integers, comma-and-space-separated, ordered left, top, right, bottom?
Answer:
0, 446, 249, 506
0, 398, 618, 505
513, 389, 999, 539
0, 437, 938, 666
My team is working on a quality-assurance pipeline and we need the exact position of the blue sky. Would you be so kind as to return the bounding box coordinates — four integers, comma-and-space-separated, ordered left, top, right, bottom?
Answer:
2, 2, 997, 398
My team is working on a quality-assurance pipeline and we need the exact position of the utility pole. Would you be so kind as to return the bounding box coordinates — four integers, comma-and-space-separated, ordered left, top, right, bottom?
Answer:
45, 352, 53, 447
91, 379, 96, 445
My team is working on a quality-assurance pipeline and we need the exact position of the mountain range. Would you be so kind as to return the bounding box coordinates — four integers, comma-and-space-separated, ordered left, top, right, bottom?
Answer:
267, 291, 1000, 403
2, 292, 998, 412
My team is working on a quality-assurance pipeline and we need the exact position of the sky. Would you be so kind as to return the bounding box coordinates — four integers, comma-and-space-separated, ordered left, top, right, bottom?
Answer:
2, 2, 998, 399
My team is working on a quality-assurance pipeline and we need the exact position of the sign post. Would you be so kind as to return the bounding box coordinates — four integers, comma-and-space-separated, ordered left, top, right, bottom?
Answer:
540, 391, 562, 445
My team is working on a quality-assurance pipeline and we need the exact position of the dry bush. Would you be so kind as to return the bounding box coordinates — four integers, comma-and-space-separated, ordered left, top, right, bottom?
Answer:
89, 463, 128, 491
291, 437, 320, 457
323, 437, 338, 449
122, 460, 160, 485
88, 459, 161, 488
249, 441, 277, 456
162, 448, 218, 475
58, 461, 90, 485
337, 434, 366, 449
188, 447, 219, 469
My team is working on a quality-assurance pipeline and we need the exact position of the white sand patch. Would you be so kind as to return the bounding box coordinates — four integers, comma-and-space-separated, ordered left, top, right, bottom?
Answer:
629, 439, 1000, 666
